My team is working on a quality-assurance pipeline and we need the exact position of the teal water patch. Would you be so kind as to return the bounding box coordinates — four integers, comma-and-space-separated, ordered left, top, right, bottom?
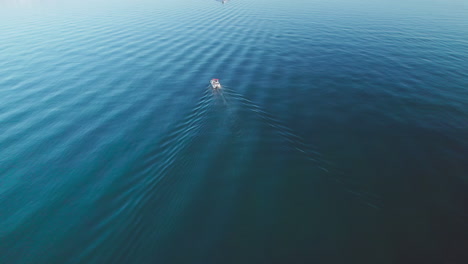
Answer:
0, 0, 467, 263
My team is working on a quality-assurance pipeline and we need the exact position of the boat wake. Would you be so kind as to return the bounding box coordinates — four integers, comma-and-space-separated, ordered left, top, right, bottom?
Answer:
210, 85, 383, 209
76, 82, 382, 263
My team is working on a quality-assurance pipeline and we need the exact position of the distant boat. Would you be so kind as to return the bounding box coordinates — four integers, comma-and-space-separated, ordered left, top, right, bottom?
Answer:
210, 79, 222, 89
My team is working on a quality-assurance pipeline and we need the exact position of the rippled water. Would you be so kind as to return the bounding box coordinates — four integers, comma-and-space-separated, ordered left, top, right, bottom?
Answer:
1, 0, 467, 263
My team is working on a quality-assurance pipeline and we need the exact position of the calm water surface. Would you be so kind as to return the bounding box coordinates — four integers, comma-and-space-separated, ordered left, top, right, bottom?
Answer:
1, 0, 467, 263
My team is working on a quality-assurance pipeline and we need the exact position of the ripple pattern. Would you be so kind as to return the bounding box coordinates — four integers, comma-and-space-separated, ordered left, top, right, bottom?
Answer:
1, 0, 467, 264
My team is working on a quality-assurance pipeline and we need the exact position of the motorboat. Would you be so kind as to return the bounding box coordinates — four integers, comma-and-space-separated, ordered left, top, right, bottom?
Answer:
210, 79, 221, 89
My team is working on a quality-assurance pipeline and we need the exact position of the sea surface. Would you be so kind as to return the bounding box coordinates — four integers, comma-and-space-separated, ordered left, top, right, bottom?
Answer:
1, 0, 467, 263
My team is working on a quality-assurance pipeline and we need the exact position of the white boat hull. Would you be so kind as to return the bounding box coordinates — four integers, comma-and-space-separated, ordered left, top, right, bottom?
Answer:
210, 80, 221, 89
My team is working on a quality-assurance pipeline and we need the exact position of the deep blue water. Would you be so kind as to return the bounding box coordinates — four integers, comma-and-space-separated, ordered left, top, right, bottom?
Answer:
1, 0, 467, 263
